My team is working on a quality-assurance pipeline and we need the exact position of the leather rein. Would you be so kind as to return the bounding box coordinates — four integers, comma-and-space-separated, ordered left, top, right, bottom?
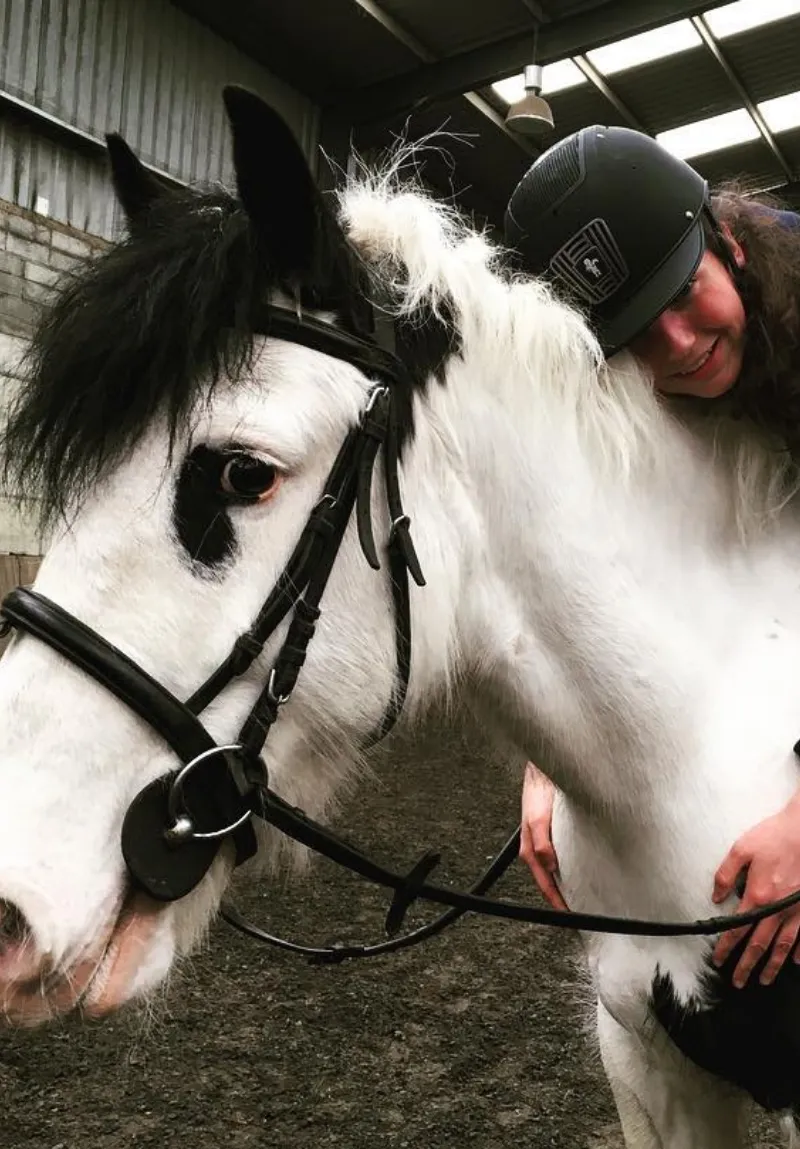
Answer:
2, 303, 799, 963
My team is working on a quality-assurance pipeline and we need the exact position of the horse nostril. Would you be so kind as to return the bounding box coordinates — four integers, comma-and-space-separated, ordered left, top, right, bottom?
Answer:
0, 900, 31, 952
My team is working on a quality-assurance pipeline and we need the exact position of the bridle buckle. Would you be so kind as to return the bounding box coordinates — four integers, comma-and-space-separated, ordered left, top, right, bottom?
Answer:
266, 668, 291, 707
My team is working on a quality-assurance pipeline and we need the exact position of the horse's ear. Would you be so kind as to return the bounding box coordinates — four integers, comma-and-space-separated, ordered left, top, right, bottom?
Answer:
106, 134, 172, 227
222, 85, 337, 277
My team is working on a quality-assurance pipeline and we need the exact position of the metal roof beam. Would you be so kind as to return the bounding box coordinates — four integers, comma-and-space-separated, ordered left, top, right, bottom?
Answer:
461, 92, 539, 155
516, 0, 550, 21
572, 55, 646, 131
690, 15, 794, 182
336, 0, 735, 125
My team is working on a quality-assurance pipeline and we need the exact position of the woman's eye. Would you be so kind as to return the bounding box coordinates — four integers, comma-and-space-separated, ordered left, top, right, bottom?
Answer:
219, 454, 279, 501
673, 277, 696, 305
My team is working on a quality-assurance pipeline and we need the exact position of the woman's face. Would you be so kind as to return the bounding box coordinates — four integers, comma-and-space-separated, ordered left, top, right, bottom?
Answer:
628, 233, 747, 399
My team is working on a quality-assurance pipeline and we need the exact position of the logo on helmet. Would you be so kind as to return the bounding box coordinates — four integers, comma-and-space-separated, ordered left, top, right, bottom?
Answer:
549, 218, 629, 305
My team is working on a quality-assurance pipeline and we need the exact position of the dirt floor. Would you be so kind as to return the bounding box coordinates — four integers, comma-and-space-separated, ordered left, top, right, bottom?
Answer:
0, 723, 786, 1148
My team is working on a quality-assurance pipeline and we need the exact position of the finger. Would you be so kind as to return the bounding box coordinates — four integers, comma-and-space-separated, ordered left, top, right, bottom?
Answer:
529, 800, 558, 865
759, 918, 800, 985
731, 917, 781, 988
712, 892, 759, 967
712, 847, 750, 903
530, 829, 558, 874
528, 857, 569, 911
712, 924, 752, 968
519, 821, 535, 868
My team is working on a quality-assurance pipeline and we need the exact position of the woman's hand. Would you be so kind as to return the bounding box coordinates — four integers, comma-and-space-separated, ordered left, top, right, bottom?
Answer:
712, 791, 800, 987
519, 762, 569, 911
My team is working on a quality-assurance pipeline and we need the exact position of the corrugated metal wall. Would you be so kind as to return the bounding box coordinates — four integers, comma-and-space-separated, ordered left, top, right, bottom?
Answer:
0, 119, 116, 237
0, 0, 320, 237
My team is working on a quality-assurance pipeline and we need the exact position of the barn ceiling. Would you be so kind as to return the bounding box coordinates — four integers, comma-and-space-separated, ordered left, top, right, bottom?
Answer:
172, 0, 800, 230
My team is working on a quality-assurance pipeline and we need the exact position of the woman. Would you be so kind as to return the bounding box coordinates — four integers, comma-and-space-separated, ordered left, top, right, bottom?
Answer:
504, 124, 800, 991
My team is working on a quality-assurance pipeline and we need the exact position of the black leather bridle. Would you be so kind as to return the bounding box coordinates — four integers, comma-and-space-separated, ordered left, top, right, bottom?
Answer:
3, 303, 800, 961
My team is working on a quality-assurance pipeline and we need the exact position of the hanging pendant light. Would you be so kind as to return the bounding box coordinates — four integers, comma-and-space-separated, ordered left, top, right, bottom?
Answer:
505, 64, 554, 134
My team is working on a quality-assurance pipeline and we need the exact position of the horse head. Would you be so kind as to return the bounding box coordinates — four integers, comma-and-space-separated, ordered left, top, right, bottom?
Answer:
0, 87, 460, 1021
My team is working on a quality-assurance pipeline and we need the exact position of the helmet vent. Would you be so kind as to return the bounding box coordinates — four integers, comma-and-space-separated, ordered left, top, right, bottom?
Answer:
521, 133, 581, 218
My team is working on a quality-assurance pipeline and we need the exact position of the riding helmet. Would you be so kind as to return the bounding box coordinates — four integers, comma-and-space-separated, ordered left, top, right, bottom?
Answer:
504, 125, 710, 355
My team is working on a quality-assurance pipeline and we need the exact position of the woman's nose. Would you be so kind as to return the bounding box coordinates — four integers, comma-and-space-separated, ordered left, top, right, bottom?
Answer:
647, 307, 696, 356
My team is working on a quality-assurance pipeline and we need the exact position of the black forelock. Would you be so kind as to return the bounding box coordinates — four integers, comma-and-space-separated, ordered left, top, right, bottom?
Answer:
1, 182, 373, 527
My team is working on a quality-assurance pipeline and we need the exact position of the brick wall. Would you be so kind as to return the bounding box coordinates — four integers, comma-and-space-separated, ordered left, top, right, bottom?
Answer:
0, 328, 35, 552
0, 199, 107, 338
0, 199, 108, 558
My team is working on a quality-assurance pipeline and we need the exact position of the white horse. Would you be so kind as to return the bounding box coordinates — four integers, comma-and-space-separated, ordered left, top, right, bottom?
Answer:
1, 85, 800, 1146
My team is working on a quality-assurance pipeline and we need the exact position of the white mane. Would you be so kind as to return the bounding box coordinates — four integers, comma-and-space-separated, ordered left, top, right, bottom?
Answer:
339, 156, 799, 537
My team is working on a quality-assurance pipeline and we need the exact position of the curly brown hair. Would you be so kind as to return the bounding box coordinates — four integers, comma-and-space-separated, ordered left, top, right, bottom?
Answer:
703, 184, 800, 455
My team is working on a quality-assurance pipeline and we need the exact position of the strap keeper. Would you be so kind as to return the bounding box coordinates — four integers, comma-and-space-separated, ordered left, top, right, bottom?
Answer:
389, 513, 410, 542
230, 632, 264, 675
361, 409, 389, 441
307, 495, 339, 538
360, 387, 390, 438
295, 599, 321, 625
274, 644, 307, 669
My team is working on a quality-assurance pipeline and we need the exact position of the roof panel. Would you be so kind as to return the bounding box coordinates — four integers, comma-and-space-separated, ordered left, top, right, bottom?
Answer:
377, 0, 620, 57
376, 0, 531, 58
719, 16, 800, 103
172, 0, 420, 95
607, 47, 735, 133
771, 126, 800, 169
692, 138, 786, 188
541, 83, 640, 139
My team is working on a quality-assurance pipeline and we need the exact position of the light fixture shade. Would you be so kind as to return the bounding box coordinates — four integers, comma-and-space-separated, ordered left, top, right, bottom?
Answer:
505, 92, 555, 134
504, 63, 554, 134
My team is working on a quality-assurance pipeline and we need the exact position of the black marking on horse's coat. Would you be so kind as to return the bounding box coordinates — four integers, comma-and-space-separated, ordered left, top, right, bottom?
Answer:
367, 280, 461, 452
651, 942, 800, 1112
173, 447, 237, 572
394, 295, 462, 391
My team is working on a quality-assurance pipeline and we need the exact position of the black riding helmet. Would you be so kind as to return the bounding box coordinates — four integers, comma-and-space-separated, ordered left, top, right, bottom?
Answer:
504, 125, 713, 356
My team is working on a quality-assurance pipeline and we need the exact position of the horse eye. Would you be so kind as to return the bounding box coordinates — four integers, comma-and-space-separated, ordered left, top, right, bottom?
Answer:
219, 454, 278, 501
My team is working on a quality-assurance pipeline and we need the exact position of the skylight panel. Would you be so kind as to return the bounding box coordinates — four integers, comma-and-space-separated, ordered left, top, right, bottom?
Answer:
656, 108, 759, 159
586, 20, 702, 75
539, 59, 587, 95
491, 75, 524, 105
759, 89, 800, 132
704, 0, 800, 39
491, 59, 586, 104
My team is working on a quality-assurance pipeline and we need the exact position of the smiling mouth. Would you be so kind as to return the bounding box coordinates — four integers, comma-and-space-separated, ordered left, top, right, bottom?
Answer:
675, 339, 718, 377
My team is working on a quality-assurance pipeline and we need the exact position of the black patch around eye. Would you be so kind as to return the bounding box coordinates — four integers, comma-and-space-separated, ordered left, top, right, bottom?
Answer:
173, 446, 237, 572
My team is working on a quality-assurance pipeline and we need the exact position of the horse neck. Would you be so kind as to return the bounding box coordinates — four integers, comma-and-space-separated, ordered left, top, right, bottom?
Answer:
399, 343, 783, 815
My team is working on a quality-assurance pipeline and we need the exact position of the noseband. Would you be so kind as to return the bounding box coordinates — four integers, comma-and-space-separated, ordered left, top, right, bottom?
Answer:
3, 305, 800, 957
